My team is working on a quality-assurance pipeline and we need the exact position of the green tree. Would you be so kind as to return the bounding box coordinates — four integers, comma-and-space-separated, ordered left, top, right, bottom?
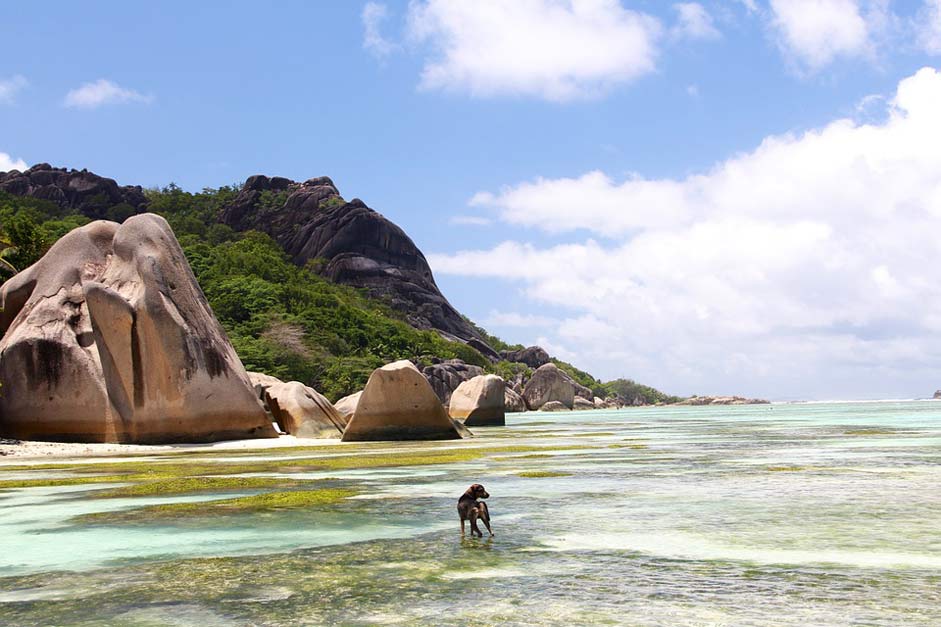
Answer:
2, 210, 46, 271
0, 238, 17, 275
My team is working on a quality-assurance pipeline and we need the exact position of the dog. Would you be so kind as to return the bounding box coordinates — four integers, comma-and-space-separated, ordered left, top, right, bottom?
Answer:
458, 483, 493, 537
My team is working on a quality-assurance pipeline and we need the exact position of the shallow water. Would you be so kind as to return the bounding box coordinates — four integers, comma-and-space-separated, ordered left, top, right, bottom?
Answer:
2, 402, 941, 625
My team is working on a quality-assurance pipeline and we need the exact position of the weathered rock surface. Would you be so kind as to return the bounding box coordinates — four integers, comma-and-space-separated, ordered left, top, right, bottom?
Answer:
422, 359, 485, 405
0, 214, 276, 443
333, 391, 362, 422
573, 396, 595, 411
572, 381, 594, 401
500, 346, 550, 369
522, 363, 575, 411
505, 387, 527, 413
934, 390, 941, 400
218, 175, 490, 348
0, 163, 148, 219
506, 371, 528, 394
265, 381, 346, 438
248, 371, 283, 398
540, 401, 570, 412
449, 375, 505, 427
593, 396, 605, 409
342, 360, 464, 441
247, 371, 284, 423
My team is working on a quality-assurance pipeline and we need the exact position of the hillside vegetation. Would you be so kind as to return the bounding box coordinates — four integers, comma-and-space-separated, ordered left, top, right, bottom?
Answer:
0, 185, 679, 403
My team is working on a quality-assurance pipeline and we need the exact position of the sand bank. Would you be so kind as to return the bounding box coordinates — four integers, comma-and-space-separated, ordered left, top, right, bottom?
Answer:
0, 435, 341, 462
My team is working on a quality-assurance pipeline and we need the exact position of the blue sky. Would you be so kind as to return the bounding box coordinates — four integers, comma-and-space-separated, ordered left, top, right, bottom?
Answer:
3, 0, 941, 399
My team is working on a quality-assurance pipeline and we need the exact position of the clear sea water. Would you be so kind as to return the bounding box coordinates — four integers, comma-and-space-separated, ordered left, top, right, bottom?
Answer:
2, 401, 941, 626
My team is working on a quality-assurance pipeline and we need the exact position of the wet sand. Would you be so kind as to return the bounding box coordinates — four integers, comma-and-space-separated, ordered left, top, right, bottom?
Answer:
0, 435, 340, 461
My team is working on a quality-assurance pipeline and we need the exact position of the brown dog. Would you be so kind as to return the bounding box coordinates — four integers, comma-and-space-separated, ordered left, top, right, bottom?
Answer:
458, 483, 493, 537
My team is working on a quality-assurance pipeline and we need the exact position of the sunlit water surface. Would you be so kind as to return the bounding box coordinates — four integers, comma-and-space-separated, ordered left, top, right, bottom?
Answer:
2, 401, 941, 625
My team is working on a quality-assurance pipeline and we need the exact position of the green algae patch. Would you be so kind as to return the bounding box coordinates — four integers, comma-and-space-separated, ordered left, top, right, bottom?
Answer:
0, 473, 313, 496
516, 470, 572, 478
0, 475, 131, 490
164, 443, 365, 458
76, 488, 360, 524
766, 466, 807, 472
89, 476, 314, 498
844, 428, 898, 436
0, 444, 597, 487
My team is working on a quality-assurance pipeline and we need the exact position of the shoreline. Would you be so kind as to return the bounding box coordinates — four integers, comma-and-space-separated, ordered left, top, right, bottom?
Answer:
3, 397, 939, 462
0, 435, 341, 462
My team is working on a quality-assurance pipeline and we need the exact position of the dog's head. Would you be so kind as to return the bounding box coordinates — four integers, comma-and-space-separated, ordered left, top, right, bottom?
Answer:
466, 483, 489, 499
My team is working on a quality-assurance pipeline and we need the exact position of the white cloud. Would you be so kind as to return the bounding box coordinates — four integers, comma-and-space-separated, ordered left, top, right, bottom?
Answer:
64, 79, 152, 109
362, 2, 397, 58
672, 3, 720, 40
917, 0, 941, 54
768, 0, 872, 71
430, 68, 941, 399
406, 0, 662, 101
0, 75, 27, 105
0, 152, 27, 172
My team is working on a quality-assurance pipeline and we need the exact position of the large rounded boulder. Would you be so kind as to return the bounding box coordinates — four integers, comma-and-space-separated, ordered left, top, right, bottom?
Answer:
332, 391, 361, 423
500, 346, 550, 369
265, 381, 345, 438
522, 363, 575, 410
422, 359, 484, 405
573, 396, 595, 411
0, 222, 119, 441
449, 374, 505, 427
0, 214, 277, 443
504, 387, 527, 413
342, 360, 465, 441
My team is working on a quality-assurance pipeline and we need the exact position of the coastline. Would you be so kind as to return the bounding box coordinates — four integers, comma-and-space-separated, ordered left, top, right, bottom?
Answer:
0, 434, 341, 462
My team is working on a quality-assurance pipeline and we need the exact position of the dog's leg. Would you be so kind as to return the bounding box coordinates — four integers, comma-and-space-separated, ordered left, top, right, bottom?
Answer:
478, 502, 493, 536
469, 507, 482, 537
460, 516, 466, 536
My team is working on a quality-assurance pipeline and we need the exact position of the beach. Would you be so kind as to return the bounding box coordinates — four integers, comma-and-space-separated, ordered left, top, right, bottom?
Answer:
0, 434, 342, 460
2, 401, 940, 625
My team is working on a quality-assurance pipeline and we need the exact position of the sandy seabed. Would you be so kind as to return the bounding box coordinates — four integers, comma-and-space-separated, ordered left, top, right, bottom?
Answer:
0, 434, 341, 462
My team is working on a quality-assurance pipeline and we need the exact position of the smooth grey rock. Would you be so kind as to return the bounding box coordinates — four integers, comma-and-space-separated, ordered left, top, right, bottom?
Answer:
449, 375, 505, 426
342, 360, 464, 441
505, 387, 527, 413
573, 396, 595, 411
265, 381, 345, 438
333, 391, 362, 422
522, 363, 575, 410
422, 359, 484, 405
500, 346, 549, 369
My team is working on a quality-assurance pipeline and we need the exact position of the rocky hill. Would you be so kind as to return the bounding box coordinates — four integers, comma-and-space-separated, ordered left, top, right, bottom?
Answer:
0, 164, 490, 353
218, 174, 492, 354
0, 164, 148, 219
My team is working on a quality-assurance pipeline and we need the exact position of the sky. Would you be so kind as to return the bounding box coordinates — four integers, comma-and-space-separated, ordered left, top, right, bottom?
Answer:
3, 0, 941, 400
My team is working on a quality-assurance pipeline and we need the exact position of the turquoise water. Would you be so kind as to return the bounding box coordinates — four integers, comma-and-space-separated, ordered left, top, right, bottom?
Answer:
2, 401, 941, 625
